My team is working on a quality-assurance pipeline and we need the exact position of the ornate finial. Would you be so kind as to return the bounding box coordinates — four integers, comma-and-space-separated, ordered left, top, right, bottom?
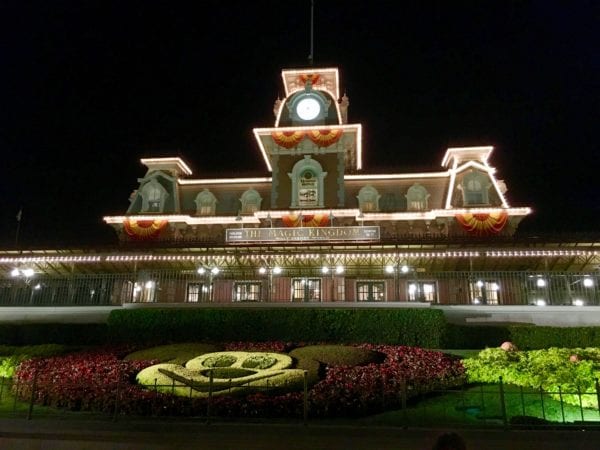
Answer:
273, 97, 282, 118
339, 92, 349, 124
308, 0, 315, 66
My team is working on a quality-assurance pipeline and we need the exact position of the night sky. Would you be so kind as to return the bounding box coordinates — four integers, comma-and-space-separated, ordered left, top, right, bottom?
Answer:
1, 1, 598, 248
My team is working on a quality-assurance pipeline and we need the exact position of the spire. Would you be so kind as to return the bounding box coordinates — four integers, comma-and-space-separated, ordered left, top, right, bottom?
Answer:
308, 0, 315, 66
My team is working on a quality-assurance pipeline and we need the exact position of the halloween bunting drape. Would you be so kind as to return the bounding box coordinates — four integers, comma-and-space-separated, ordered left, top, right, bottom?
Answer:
123, 219, 168, 240
455, 211, 508, 235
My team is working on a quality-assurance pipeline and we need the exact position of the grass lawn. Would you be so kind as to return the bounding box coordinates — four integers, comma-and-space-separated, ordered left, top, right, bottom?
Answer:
359, 384, 600, 427
439, 349, 481, 359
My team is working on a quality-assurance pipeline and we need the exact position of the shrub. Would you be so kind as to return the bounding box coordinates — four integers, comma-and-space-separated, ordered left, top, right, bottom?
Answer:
508, 326, 600, 350
202, 354, 237, 368
0, 356, 22, 378
125, 343, 221, 365
137, 351, 303, 397
241, 355, 277, 369
0, 344, 71, 358
442, 324, 510, 349
463, 347, 600, 408
289, 345, 382, 367
0, 324, 107, 345
107, 308, 446, 347
205, 367, 256, 379
443, 325, 600, 350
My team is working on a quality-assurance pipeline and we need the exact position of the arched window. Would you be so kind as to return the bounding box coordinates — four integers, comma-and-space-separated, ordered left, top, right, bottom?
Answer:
240, 189, 263, 214
194, 189, 217, 216
356, 185, 381, 212
462, 171, 490, 205
405, 183, 430, 211
140, 180, 168, 212
288, 156, 327, 208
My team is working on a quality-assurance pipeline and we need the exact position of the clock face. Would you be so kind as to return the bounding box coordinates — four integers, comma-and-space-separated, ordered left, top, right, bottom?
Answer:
296, 97, 321, 121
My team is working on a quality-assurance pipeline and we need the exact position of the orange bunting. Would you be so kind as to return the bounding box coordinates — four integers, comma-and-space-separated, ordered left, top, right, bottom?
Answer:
282, 213, 330, 228
271, 129, 343, 149
123, 219, 168, 240
299, 74, 320, 85
271, 131, 305, 149
455, 212, 508, 236
307, 129, 343, 147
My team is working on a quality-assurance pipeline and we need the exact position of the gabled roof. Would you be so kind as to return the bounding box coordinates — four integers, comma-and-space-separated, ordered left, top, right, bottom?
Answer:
253, 124, 362, 172
141, 157, 192, 176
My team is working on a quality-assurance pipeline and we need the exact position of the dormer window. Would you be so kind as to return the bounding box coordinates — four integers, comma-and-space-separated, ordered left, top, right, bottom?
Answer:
140, 180, 168, 213
357, 185, 381, 212
194, 189, 217, 216
462, 172, 490, 205
240, 189, 263, 214
406, 183, 430, 211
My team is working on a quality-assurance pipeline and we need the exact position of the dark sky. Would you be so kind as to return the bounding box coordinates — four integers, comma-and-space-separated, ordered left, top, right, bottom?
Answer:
1, 0, 598, 247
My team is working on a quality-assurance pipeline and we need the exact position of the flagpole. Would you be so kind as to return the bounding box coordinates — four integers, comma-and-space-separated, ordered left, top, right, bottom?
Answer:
15, 208, 22, 248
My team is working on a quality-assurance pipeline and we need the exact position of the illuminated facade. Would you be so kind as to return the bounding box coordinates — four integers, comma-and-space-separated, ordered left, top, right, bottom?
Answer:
1, 67, 599, 307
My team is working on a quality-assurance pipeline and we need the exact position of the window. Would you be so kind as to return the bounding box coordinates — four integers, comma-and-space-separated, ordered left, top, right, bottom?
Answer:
240, 189, 263, 214
291, 278, 321, 302
140, 180, 168, 213
462, 172, 489, 205
234, 282, 261, 302
356, 281, 385, 301
469, 280, 500, 305
194, 189, 217, 216
357, 185, 381, 212
185, 283, 204, 303
407, 281, 437, 302
405, 183, 430, 211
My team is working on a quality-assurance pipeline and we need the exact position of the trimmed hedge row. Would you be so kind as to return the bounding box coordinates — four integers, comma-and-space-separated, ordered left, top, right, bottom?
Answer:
508, 326, 600, 350
444, 324, 600, 350
107, 308, 446, 347
3, 311, 600, 350
0, 323, 107, 345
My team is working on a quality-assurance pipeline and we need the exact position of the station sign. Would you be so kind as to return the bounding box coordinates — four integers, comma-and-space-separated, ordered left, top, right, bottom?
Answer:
225, 226, 380, 244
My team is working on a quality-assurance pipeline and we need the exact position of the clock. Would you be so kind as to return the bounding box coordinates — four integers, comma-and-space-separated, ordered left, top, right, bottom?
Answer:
295, 97, 321, 121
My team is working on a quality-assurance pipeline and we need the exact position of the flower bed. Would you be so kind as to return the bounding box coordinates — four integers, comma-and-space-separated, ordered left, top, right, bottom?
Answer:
13, 344, 464, 418
308, 345, 465, 416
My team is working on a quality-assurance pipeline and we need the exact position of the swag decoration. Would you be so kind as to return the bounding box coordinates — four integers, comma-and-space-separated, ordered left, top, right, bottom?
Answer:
271, 129, 343, 149
123, 219, 168, 240
455, 211, 508, 236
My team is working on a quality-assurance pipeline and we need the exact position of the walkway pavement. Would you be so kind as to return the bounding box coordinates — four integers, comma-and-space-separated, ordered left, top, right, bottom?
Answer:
1, 418, 599, 449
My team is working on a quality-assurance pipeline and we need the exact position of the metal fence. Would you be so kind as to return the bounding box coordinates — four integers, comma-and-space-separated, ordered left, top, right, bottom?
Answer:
0, 270, 598, 306
2, 375, 600, 428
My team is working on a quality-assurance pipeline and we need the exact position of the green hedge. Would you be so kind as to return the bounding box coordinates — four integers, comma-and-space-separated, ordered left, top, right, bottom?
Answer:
508, 326, 600, 350
442, 324, 511, 349
443, 324, 600, 350
107, 308, 446, 347
0, 323, 107, 346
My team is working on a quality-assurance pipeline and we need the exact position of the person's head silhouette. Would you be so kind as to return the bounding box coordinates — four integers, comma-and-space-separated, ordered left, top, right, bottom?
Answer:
431, 432, 466, 450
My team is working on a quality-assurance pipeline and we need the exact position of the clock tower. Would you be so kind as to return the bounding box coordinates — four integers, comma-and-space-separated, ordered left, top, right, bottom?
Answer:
253, 68, 362, 209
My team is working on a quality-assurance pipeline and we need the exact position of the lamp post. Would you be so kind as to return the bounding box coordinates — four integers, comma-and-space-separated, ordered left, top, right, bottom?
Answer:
10, 267, 35, 304
322, 264, 344, 302
197, 266, 220, 302
259, 265, 282, 302
385, 263, 409, 301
